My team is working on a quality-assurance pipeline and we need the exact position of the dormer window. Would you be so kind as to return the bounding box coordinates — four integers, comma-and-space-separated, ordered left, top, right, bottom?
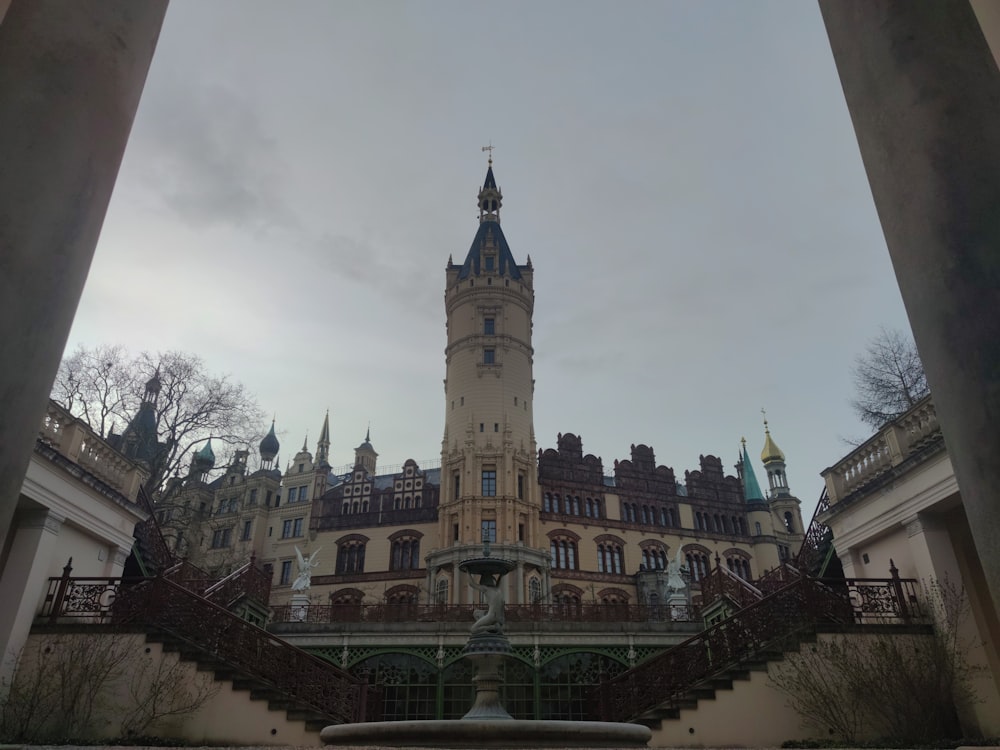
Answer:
484, 255, 495, 272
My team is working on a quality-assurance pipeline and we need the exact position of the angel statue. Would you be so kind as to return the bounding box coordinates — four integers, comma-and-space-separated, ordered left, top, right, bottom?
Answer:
666, 548, 687, 592
291, 545, 322, 592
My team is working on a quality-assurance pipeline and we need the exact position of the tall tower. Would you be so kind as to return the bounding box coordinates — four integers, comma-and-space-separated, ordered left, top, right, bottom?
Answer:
429, 158, 547, 605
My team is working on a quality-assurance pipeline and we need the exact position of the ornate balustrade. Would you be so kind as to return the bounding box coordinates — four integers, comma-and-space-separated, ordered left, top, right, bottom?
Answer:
39, 573, 374, 724
269, 601, 699, 625
38, 400, 145, 502
596, 572, 922, 723
823, 396, 940, 504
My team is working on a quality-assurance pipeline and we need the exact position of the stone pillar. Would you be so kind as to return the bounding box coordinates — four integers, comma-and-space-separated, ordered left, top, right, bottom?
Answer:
819, 0, 1000, 615
0, 0, 169, 560
0, 509, 64, 685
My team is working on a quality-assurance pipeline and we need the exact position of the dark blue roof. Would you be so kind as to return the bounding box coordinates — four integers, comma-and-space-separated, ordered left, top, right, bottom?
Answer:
483, 165, 497, 189
456, 221, 524, 281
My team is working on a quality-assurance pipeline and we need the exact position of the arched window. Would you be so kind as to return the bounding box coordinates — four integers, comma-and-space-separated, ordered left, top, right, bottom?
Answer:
543, 492, 552, 512
641, 506, 650, 525
529, 578, 542, 603
549, 533, 579, 570
342, 501, 350, 515
593, 498, 601, 518
336, 536, 369, 574
597, 543, 624, 574
436, 577, 449, 605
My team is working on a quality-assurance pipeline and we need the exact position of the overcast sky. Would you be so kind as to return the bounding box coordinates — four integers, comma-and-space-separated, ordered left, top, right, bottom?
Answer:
65, 1, 911, 519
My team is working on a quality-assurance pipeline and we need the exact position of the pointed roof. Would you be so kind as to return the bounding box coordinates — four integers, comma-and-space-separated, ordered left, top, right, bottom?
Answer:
319, 410, 330, 444
357, 426, 375, 452
741, 439, 765, 502
761, 421, 786, 463
483, 164, 497, 190
194, 438, 215, 470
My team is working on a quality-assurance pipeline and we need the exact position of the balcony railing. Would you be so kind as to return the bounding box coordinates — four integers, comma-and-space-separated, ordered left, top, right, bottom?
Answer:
822, 396, 940, 504
270, 601, 700, 625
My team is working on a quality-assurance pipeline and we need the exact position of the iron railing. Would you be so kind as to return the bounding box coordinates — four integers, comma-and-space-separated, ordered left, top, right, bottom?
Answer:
596, 572, 922, 723
698, 565, 763, 610
270, 601, 700, 625
39, 573, 374, 724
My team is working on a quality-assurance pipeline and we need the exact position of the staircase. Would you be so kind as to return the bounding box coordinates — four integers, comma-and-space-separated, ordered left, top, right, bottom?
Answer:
39, 572, 376, 729
595, 572, 918, 724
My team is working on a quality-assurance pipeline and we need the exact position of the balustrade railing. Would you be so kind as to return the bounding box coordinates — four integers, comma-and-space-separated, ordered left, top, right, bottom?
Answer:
38, 400, 145, 502
823, 396, 940, 504
270, 601, 699, 625
39, 573, 373, 724
596, 572, 922, 723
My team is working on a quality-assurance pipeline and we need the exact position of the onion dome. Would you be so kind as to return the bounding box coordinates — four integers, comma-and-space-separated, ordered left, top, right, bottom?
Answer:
760, 422, 785, 463
194, 438, 216, 472
260, 420, 280, 462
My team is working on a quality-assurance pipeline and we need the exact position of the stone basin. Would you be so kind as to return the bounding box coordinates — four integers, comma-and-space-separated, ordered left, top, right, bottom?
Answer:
320, 717, 652, 747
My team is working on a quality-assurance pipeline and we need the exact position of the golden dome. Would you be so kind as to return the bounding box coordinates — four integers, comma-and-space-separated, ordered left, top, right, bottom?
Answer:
760, 422, 785, 463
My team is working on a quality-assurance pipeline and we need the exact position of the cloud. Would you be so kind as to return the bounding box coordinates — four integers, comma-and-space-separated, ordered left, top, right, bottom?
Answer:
129, 82, 292, 232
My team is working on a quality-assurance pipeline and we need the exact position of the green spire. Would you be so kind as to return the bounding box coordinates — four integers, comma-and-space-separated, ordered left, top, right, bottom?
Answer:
741, 439, 765, 502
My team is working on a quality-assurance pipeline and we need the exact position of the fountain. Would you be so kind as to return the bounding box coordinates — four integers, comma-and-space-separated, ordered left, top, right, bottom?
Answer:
321, 542, 651, 748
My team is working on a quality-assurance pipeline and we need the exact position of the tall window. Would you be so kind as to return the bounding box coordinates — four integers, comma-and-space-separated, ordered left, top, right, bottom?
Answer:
336, 541, 367, 574
454, 473, 460, 499
550, 539, 577, 570
241, 520, 252, 541
281, 518, 304, 538
483, 348, 495, 365
481, 470, 496, 496
211, 528, 232, 549
436, 578, 449, 605
481, 519, 497, 543
597, 542, 624, 574
484, 317, 495, 335
391, 537, 421, 570
517, 473, 524, 499
298, 485, 308, 502
280, 560, 292, 585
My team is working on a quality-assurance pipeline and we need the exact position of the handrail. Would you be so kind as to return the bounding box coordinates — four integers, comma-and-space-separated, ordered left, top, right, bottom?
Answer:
270, 601, 700, 625
39, 574, 373, 723
699, 564, 763, 610
596, 573, 921, 722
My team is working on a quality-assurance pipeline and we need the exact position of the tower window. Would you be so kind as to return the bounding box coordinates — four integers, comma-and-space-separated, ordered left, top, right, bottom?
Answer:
483, 349, 495, 365
481, 470, 496, 496
484, 256, 495, 271
494, 423, 499, 432
484, 318, 495, 335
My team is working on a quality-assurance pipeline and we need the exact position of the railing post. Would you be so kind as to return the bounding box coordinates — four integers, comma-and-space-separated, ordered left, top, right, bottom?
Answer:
48, 557, 73, 623
889, 559, 910, 622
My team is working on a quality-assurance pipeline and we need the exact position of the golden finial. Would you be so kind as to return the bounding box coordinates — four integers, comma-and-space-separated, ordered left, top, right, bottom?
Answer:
481, 142, 495, 166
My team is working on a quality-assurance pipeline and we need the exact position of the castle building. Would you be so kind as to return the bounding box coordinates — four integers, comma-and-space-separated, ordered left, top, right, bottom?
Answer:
156, 162, 805, 720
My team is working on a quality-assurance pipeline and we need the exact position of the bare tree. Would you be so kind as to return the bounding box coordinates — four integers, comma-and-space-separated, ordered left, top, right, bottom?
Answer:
51, 344, 138, 439
851, 327, 930, 430
51, 345, 265, 496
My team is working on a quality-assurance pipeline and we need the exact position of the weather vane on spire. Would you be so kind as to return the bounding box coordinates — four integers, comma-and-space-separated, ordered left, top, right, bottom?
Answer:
482, 141, 495, 165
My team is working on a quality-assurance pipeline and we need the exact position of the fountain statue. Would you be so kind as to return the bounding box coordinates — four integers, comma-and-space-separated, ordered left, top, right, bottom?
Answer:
321, 538, 651, 747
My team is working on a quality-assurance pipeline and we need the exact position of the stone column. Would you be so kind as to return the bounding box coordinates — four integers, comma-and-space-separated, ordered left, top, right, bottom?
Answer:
0, 509, 64, 685
0, 0, 169, 560
819, 0, 1000, 615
